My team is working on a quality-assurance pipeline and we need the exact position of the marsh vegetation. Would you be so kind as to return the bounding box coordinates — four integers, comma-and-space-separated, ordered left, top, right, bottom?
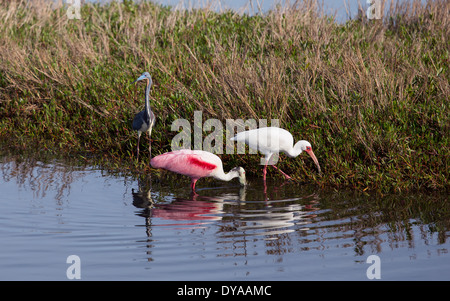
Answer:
0, 0, 448, 192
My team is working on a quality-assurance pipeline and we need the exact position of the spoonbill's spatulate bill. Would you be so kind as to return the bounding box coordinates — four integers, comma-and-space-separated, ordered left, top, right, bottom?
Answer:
231, 127, 321, 180
132, 72, 156, 161
151, 149, 246, 192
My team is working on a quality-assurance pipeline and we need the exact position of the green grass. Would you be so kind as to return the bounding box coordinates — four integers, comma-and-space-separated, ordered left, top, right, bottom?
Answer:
0, 0, 448, 193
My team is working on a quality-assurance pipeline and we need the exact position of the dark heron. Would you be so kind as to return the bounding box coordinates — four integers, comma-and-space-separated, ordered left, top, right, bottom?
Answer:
132, 72, 156, 161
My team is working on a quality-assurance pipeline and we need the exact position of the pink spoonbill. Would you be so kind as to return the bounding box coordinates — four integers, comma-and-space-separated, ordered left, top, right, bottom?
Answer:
150, 149, 246, 192
231, 127, 321, 181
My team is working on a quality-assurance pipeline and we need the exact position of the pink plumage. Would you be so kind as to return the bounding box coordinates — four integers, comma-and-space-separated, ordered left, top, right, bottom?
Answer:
150, 149, 218, 179
151, 149, 246, 192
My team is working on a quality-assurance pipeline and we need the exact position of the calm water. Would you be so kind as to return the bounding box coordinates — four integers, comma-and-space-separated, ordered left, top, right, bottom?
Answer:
0, 154, 448, 281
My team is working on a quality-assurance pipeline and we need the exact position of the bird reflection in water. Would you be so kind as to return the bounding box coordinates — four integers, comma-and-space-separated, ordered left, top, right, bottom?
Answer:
132, 176, 319, 244
132, 177, 233, 238
133, 189, 225, 228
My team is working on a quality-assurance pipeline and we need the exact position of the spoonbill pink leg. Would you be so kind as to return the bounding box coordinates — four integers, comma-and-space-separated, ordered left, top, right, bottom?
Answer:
191, 179, 198, 191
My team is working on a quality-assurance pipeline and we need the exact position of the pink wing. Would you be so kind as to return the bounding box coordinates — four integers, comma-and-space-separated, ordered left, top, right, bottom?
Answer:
151, 150, 219, 179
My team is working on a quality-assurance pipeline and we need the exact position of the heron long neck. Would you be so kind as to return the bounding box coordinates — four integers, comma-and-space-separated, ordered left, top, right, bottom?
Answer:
144, 78, 152, 118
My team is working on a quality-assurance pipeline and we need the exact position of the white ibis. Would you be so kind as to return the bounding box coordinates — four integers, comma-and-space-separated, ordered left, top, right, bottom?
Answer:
231, 127, 321, 181
151, 149, 246, 192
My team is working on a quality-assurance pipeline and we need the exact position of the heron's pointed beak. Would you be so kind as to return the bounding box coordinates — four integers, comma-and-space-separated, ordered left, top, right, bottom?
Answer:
306, 149, 321, 173
132, 75, 146, 85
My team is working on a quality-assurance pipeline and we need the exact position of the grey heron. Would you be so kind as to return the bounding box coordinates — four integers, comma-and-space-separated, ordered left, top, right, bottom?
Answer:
132, 72, 156, 161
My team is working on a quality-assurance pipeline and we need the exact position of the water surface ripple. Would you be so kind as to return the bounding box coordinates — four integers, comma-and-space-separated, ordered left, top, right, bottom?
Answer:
0, 155, 448, 280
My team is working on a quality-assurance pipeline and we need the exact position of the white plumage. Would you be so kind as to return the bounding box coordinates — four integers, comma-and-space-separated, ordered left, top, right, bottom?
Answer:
231, 127, 321, 180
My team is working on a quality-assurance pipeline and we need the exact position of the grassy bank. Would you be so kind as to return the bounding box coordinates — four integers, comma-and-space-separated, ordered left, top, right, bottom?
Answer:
0, 0, 448, 192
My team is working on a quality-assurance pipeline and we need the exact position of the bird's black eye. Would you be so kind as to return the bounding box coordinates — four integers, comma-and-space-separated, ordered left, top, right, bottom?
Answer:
306, 146, 311, 151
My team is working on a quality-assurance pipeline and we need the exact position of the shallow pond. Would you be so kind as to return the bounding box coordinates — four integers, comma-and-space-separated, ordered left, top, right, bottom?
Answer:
0, 154, 448, 281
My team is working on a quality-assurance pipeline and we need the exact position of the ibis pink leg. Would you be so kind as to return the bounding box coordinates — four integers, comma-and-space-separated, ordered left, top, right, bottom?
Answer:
263, 154, 274, 182
271, 165, 292, 180
263, 163, 268, 181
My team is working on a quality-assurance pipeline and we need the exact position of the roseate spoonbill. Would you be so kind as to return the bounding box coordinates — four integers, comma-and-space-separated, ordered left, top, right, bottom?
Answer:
132, 72, 156, 161
231, 127, 321, 180
150, 149, 246, 192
